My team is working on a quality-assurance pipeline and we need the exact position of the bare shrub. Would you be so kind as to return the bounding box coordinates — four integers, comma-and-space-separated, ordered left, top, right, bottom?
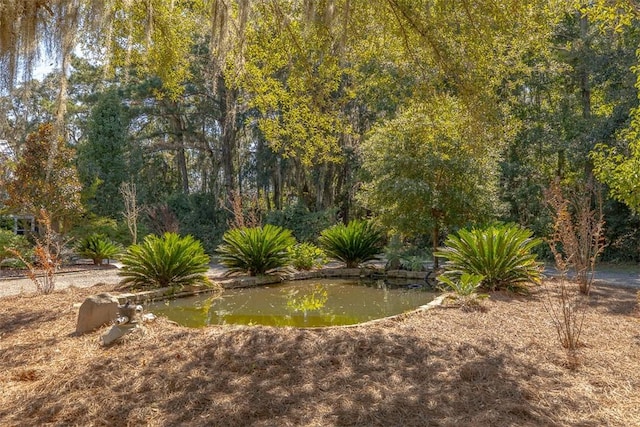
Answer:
227, 190, 261, 229
543, 179, 605, 358
544, 178, 606, 295
120, 182, 141, 244
544, 278, 587, 355
146, 204, 180, 235
9, 209, 65, 294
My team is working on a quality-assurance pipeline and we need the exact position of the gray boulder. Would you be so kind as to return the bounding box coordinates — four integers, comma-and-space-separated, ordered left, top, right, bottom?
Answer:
76, 293, 119, 335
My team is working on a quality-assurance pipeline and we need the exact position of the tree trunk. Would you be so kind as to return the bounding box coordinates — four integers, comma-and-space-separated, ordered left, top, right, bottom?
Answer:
176, 142, 189, 194
579, 14, 591, 121
49, 46, 72, 181
579, 13, 594, 180
315, 164, 326, 210
432, 223, 440, 269
322, 163, 336, 210
220, 80, 238, 207
273, 157, 282, 210
166, 102, 190, 194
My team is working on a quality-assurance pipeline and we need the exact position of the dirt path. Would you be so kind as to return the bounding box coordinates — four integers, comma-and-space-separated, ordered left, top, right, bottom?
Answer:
1, 263, 638, 298
0, 264, 229, 298
545, 264, 640, 289
0, 268, 122, 298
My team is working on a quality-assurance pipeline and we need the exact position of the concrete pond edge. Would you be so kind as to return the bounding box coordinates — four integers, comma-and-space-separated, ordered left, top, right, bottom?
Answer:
98, 267, 444, 328
111, 267, 433, 305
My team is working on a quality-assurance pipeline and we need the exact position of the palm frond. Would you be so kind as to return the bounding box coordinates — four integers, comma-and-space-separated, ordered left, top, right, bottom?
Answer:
118, 233, 210, 289
75, 234, 122, 265
319, 220, 383, 268
435, 223, 542, 291
216, 225, 296, 276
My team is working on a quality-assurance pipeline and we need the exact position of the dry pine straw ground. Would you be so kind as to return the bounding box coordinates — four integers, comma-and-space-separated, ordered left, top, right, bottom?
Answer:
0, 281, 639, 427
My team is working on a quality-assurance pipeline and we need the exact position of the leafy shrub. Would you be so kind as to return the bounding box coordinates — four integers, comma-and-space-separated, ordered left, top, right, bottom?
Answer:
68, 216, 133, 246
167, 193, 228, 255
383, 234, 405, 270
288, 243, 327, 270
217, 224, 296, 276
438, 272, 488, 310
9, 209, 63, 294
319, 220, 384, 268
383, 234, 428, 271
0, 216, 14, 231
75, 233, 123, 265
403, 255, 427, 271
265, 203, 337, 243
119, 232, 210, 289
435, 223, 543, 291
0, 230, 31, 267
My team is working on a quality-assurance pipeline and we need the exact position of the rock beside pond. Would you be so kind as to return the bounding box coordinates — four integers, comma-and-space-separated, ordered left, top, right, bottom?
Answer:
76, 293, 119, 335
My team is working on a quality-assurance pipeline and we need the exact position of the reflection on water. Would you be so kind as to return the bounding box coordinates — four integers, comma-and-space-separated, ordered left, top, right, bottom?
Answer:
285, 284, 329, 315
148, 278, 436, 328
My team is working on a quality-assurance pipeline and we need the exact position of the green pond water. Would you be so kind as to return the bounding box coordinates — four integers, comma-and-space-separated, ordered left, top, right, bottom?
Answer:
148, 278, 437, 328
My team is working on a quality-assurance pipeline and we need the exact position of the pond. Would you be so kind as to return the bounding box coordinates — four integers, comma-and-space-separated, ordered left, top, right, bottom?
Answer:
148, 278, 437, 328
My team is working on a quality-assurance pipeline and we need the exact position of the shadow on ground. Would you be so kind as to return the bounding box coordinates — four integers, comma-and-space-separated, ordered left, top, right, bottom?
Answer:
3, 281, 638, 426
5, 324, 570, 426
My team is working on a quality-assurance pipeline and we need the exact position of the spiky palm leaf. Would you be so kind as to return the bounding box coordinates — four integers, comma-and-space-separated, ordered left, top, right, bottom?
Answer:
435, 223, 543, 291
318, 220, 384, 268
75, 233, 122, 265
216, 225, 296, 276
119, 232, 210, 288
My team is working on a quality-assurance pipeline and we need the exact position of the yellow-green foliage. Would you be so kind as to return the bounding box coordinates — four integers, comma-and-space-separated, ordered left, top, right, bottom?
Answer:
235, 3, 352, 166
288, 243, 327, 271
286, 285, 329, 313
359, 96, 501, 237
105, 0, 208, 99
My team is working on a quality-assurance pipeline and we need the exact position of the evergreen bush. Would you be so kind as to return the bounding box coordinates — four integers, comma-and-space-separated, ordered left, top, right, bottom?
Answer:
119, 232, 210, 288
319, 220, 384, 268
265, 203, 337, 243
435, 223, 542, 291
0, 230, 31, 267
217, 225, 296, 276
168, 193, 228, 254
69, 216, 133, 246
75, 233, 123, 265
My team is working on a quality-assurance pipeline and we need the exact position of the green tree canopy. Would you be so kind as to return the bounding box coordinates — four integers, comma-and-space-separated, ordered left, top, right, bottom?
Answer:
77, 90, 131, 218
359, 95, 502, 256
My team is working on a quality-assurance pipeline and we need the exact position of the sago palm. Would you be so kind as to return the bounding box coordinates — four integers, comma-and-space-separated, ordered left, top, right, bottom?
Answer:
75, 233, 122, 265
318, 220, 384, 268
434, 223, 543, 291
119, 232, 210, 289
217, 224, 296, 276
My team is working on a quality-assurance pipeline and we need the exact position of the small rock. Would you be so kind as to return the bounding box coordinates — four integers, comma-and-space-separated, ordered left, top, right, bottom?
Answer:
101, 323, 139, 346
142, 312, 156, 322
